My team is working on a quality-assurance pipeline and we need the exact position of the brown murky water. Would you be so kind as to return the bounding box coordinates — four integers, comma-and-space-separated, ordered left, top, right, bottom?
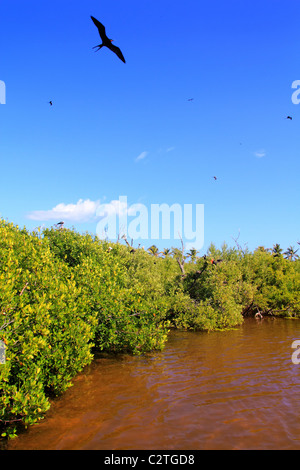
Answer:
6, 318, 300, 450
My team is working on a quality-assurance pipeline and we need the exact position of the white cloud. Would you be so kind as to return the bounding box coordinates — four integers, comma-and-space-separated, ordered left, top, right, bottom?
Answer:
254, 149, 266, 158
27, 197, 135, 223
27, 198, 102, 222
135, 151, 148, 162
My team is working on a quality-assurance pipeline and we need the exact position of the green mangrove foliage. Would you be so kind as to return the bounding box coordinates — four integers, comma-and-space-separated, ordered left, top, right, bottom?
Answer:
0, 219, 299, 438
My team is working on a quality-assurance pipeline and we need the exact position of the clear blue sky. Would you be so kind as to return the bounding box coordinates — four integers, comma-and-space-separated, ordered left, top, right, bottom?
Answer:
1, 0, 299, 253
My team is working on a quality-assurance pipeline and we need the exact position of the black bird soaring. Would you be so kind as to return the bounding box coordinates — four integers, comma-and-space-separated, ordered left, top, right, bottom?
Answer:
90, 16, 126, 63
48, 101, 53, 106
287, 116, 292, 120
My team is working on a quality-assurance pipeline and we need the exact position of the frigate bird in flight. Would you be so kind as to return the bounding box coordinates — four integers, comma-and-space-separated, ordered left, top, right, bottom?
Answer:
90, 16, 126, 63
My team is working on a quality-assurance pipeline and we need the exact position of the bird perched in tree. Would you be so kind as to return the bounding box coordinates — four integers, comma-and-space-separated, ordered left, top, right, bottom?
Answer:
287, 116, 292, 120
55, 221, 64, 229
211, 258, 222, 265
90, 16, 126, 63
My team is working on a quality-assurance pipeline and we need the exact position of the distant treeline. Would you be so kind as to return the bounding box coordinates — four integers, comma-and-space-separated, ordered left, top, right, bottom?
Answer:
0, 219, 299, 438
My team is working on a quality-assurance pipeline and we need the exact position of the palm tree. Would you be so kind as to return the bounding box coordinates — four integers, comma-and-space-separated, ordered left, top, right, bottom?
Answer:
162, 248, 171, 257
148, 245, 159, 257
284, 246, 299, 261
187, 248, 198, 263
272, 243, 283, 257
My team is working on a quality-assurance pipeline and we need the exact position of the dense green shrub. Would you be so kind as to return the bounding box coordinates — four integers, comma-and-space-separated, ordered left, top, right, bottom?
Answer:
175, 243, 300, 329
0, 221, 98, 438
173, 259, 245, 330
1, 220, 299, 440
43, 228, 172, 354
243, 249, 300, 317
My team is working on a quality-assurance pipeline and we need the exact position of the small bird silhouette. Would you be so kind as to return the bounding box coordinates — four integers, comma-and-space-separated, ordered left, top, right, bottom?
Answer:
55, 221, 64, 229
90, 16, 126, 63
213, 176, 217, 180
287, 116, 292, 120
48, 101, 53, 106
187, 98, 194, 101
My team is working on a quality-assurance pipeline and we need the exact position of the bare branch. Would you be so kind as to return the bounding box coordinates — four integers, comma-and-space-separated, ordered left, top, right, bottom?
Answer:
0, 319, 14, 331
19, 282, 29, 296
121, 234, 136, 253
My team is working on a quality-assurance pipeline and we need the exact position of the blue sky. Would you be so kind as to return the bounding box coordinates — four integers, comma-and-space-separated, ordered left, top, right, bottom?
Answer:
1, 0, 299, 253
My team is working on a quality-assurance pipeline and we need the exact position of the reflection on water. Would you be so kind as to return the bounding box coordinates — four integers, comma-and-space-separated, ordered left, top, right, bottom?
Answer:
7, 318, 300, 450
